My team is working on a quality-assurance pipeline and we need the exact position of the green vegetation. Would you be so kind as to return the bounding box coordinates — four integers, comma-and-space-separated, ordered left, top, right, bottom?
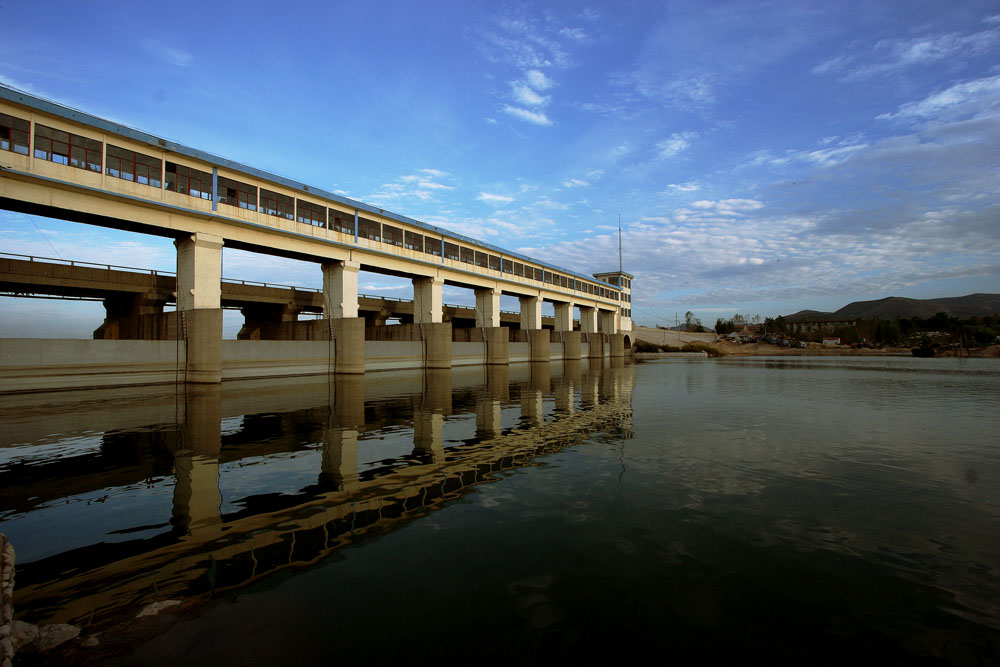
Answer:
796, 313, 999, 349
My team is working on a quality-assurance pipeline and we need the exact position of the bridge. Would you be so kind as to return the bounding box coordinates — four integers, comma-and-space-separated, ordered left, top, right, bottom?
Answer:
0, 85, 634, 387
0, 252, 575, 338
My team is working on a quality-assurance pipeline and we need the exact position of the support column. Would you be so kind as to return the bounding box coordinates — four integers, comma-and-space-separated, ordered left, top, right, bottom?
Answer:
587, 332, 606, 358
519, 295, 542, 330
93, 292, 167, 340
579, 305, 598, 333
609, 333, 625, 358
484, 326, 509, 365
323, 260, 359, 319
599, 310, 617, 334
527, 328, 550, 362
553, 301, 573, 332
175, 233, 223, 384
475, 287, 501, 328
421, 322, 452, 369
562, 331, 582, 360
331, 317, 366, 374
413, 276, 444, 324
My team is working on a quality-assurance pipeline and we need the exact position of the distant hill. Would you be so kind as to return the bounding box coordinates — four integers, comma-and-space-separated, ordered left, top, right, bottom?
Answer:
785, 293, 1000, 321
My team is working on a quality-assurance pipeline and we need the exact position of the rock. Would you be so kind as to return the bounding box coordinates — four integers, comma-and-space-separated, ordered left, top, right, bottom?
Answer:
35, 624, 80, 652
136, 600, 182, 618
80, 634, 100, 648
11, 620, 37, 651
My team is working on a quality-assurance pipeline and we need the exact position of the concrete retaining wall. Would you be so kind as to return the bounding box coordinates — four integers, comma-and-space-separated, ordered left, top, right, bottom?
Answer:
452, 342, 487, 367
222, 340, 332, 380
510, 342, 531, 363
0, 339, 181, 392
364, 341, 424, 372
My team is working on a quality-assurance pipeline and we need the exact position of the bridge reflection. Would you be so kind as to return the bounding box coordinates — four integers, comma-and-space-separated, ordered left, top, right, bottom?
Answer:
1, 360, 633, 631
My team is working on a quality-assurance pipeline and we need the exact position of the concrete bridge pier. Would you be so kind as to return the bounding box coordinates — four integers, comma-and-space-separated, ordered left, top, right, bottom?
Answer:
561, 331, 582, 360
609, 333, 626, 358
587, 332, 606, 359
176, 233, 223, 384
236, 302, 301, 340
527, 329, 550, 362
93, 292, 167, 340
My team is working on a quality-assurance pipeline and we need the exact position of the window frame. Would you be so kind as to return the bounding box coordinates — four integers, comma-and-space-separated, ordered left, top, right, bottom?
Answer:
0, 113, 30, 155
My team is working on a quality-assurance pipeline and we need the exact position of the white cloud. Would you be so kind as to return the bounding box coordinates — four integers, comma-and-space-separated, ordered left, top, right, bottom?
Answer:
667, 182, 700, 192
477, 192, 515, 204
877, 75, 1000, 121
559, 27, 587, 41
511, 83, 550, 106
656, 131, 698, 158
503, 105, 553, 126
562, 178, 589, 188
814, 26, 1000, 81
525, 69, 554, 90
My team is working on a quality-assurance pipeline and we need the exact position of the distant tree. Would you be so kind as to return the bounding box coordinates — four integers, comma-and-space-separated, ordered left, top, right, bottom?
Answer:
715, 318, 735, 335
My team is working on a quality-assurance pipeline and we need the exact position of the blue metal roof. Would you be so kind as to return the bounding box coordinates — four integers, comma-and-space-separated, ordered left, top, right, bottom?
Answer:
0, 84, 620, 291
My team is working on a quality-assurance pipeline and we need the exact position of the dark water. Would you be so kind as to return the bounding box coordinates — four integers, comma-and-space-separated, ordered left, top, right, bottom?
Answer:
1, 357, 998, 664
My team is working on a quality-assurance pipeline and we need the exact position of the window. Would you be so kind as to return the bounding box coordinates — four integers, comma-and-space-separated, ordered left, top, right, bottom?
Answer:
106, 144, 162, 187
166, 161, 212, 199
0, 113, 29, 155
425, 237, 442, 256
297, 199, 326, 226
217, 175, 256, 210
260, 189, 295, 219
383, 224, 403, 247
474, 251, 488, 268
560, 276, 568, 288
330, 210, 354, 234
34, 124, 102, 172
461, 247, 475, 264
533, 268, 543, 281
444, 242, 460, 261
512, 262, 524, 277
405, 230, 423, 251
489, 255, 501, 271
358, 217, 380, 241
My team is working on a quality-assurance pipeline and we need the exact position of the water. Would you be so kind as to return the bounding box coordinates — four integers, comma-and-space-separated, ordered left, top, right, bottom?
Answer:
1, 357, 998, 664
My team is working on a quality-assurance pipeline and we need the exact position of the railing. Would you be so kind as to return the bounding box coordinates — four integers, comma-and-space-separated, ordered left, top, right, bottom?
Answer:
1, 252, 320, 293
0, 251, 175, 277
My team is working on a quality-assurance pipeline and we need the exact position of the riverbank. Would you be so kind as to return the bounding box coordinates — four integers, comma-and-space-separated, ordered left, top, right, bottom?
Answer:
637, 342, 1000, 358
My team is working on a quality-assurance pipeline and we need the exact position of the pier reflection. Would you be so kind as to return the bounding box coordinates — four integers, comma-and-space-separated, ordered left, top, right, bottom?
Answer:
0, 360, 633, 632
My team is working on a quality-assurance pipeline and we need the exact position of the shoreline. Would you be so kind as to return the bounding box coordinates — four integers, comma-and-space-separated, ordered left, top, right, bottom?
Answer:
634, 343, 1000, 358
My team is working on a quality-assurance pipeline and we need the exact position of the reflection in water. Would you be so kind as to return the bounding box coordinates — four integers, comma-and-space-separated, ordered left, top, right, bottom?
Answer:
2, 356, 999, 663
0, 360, 634, 634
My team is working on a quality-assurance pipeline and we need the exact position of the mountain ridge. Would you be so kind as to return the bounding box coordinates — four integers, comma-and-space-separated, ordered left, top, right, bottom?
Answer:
784, 293, 999, 321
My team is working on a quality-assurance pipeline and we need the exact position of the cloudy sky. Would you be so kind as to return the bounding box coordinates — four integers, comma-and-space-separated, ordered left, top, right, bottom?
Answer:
1, 0, 998, 336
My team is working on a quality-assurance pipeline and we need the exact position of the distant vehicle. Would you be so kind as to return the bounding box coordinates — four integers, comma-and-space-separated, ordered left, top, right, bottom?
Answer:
796, 340, 807, 348
780, 338, 791, 347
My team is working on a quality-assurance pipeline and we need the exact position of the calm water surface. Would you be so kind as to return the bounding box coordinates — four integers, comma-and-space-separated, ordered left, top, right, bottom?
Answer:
1, 357, 997, 664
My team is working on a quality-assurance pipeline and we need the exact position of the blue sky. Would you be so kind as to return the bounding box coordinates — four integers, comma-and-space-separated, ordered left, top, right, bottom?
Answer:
1, 0, 998, 336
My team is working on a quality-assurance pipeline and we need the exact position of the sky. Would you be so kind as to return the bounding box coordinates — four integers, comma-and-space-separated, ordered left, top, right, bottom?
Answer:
1, 0, 998, 337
